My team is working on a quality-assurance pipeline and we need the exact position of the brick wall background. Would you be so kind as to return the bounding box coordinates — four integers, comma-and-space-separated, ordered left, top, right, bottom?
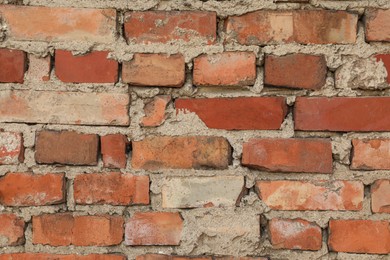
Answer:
0, 0, 390, 259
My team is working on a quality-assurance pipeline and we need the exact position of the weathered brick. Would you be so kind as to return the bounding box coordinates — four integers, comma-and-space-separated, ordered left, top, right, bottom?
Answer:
294, 97, 390, 131
26, 54, 51, 82
74, 172, 149, 206
0, 173, 64, 206
193, 52, 256, 87
264, 54, 327, 90
376, 54, 390, 84
33, 214, 123, 246
269, 218, 322, 250
328, 219, 390, 254
0, 90, 129, 126
225, 10, 357, 45
124, 11, 216, 44
0, 214, 24, 246
0, 49, 26, 83
371, 180, 390, 213
242, 138, 333, 173
55, 50, 118, 83
132, 136, 232, 170
122, 54, 185, 87
141, 95, 171, 127
162, 176, 245, 208
101, 134, 128, 169
365, 9, 390, 42
125, 212, 183, 245
0, 132, 23, 165
0, 254, 125, 260
0, 5, 116, 42
175, 97, 287, 130
351, 139, 390, 170
35, 131, 98, 166
256, 180, 363, 211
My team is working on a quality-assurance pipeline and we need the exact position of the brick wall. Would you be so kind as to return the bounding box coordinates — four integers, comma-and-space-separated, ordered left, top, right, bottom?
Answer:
0, 0, 389, 259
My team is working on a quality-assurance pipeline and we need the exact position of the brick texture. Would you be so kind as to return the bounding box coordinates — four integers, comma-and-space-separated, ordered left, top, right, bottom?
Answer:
0, 132, 24, 165
0, 49, 26, 83
365, 9, 390, 42
371, 179, 390, 213
0, 254, 126, 260
0, 214, 25, 246
100, 134, 128, 169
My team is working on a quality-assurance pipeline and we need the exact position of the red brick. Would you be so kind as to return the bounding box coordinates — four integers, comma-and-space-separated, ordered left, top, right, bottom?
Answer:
33, 214, 123, 246
136, 255, 211, 260
0, 214, 24, 246
55, 50, 118, 83
365, 9, 390, 42
0, 173, 64, 206
122, 54, 185, 87
193, 52, 256, 87
269, 218, 322, 250
74, 172, 149, 206
328, 219, 390, 254
124, 11, 216, 44
0, 49, 26, 83
225, 10, 357, 45
0, 132, 23, 165
0, 254, 125, 260
0, 90, 130, 126
265, 54, 327, 90
132, 136, 232, 170
351, 139, 390, 170
376, 54, 390, 83
100, 134, 128, 169
26, 55, 51, 82
176, 97, 287, 130
294, 97, 390, 131
141, 95, 171, 127
256, 180, 363, 211
125, 212, 183, 245
242, 138, 332, 173
0, 5, 116, 42
35, 131, 98, 166
371, 180, 390, 213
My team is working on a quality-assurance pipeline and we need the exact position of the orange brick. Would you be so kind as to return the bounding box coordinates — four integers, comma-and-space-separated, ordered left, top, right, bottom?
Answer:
0, 5, 116, 42
122, 54, 185, 87
0, 214, 25, 246
132, 136, 232, 170
193, 52, 256, 87
0, 173, 64, 206
351, 139, 390, 170
141, 95, 171, 127
125, 212, 183, 245
225, 10, 357, 45
100, 134, 128, 169
371, 180, 390, 213
74, 172, 149, 206
256, 180, 363, 211
365, 9, 390, 42
328, 219, 390, 254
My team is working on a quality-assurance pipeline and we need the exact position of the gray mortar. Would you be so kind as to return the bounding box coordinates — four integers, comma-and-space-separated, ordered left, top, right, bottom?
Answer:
0, 0, 390, 259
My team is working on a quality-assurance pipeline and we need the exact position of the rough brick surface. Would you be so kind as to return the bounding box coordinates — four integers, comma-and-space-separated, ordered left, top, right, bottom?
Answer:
132, 136, 232, 170
376, 54, 390, 83
175, 97, 287, 130
35, 131, 99, 165
122, 54, 185, 87
141, 95, 171, 127
125, 212, 183, 245
351, 139, 390, 170
124, 11, 217, 44
0, 254, 126, 260
242, 138, 333, 173
55, 50, 118, 83
0, 214, 25, 246
225, 10, 357, 45
365, 9, 390, 42
162, 176, 245, 208
269, 218, 322, 250
0, 49, 26, 83
328, 220, 390, 254
74, 172, 149, 205
33, 214, 123, 246
0, 132, 23, 165
294, 97, 390, 131
257, 180, 363, 211
371, 179, 390, 213
0, 5, 116, 42
193, 52, 256, 87
100, 134, 128, 169
264, 54, 327, 90
0, 173, 64, 206
0, 90, 130, 126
